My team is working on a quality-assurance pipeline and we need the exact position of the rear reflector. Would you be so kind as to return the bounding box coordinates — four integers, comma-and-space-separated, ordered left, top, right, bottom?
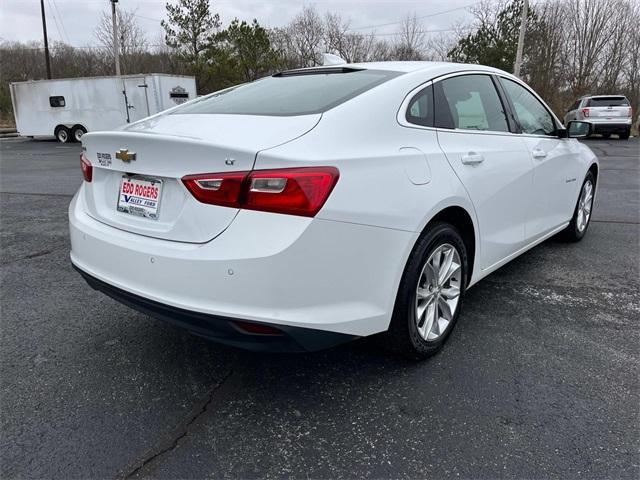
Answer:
182, 167, 339, 217
80, 153, 92, 182
232, 320, 283, 336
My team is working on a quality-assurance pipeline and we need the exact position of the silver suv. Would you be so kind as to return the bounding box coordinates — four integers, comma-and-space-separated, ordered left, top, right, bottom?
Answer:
564, 95, 632, 139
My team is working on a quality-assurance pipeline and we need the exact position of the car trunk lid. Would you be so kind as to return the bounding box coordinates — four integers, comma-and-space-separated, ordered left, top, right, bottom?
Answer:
80, 113, 321, 243
586, 96, 631, 119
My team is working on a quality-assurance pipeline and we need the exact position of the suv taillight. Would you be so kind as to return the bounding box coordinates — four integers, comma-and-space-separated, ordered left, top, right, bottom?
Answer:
628, 107, 633, 118
80, 153, 92, 182
182, 167, 340, 217
581, 108, 590, 117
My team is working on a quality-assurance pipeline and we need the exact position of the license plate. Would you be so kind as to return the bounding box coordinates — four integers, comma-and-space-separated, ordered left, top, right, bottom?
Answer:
600, 110, 618, 117
117, 176, 163, 220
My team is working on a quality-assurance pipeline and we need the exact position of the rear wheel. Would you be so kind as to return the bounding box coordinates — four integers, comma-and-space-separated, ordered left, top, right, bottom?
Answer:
561, 171, 595, 242
619, 129, 630, 140
386, 222, 467, 359
71, 125, 86, 142
601, 133, 611, 139
54, 126, 69, 143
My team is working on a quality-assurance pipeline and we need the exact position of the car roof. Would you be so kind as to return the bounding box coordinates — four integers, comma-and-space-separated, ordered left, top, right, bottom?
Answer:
284, 61, 506, 75
581, 94, 627, 99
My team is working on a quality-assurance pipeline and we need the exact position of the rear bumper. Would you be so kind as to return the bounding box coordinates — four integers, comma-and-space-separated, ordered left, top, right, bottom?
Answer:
74, 265, 355, 352
589, 121, 631, 133
69, 185, 416, 346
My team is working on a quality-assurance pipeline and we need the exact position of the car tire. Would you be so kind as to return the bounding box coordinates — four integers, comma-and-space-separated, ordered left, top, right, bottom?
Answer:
71, 125, 87, 143
385, 222, 468, 359
54, 126, 70, 143
619, 129, 630, 140
561, 171, 595, 242
601, 133, 611, 139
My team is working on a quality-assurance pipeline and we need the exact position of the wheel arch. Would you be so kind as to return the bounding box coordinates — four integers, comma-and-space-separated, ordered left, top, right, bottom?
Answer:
418, 204, 477, 286
53, 124, 68, 135
53, 124, 70, 142
588, 162, 598, 184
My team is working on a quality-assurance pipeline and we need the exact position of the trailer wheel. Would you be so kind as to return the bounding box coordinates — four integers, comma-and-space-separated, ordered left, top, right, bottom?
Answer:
71, 125, 87, 142
54, 126, 70, 143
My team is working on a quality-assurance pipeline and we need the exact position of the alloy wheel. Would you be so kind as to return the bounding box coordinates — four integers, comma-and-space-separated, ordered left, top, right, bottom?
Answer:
415, 243, 462, 341
576, 180, 593, 232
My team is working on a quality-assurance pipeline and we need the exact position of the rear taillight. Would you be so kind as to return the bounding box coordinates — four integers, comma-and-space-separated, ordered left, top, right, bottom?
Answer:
182, 171, 246, 208
582, 108, 590, 117
182, 167, 339, 217
80, 153, 92, 182
628, 107, 633, 118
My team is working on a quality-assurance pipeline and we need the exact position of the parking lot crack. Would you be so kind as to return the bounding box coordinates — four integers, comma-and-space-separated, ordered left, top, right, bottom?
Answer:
120, 369, 234, 480
0, 247, 66, 266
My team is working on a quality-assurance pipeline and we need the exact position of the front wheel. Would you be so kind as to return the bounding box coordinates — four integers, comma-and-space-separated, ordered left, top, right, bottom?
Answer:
561, 172, 595, 242
386, 222, 468, 359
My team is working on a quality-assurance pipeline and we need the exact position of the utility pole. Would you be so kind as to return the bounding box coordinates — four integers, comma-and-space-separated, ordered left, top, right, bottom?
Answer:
40, 0, 52, 79
513, 0, 529, 77
111, 0, 121, 76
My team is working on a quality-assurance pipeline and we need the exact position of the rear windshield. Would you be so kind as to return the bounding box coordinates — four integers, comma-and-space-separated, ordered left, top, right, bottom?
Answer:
587, 97, 629, 107
171, 69, 401, 116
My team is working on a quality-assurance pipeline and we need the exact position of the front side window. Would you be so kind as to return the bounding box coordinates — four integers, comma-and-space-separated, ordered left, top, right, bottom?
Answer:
50, 96, 65, 108
501, 79, 556, 136
434, 74, 509, 133
172, 68, 402, 116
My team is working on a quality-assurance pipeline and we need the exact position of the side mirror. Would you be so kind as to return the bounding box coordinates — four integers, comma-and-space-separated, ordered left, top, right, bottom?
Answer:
565, 120, 591, 139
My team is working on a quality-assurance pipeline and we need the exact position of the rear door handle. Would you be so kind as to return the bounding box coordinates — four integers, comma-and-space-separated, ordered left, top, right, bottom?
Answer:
532, 148, 547, 159
461, 153, 485, 165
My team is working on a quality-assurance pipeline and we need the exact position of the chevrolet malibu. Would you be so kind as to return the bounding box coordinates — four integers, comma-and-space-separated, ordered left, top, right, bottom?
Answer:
70, 62, 598, 358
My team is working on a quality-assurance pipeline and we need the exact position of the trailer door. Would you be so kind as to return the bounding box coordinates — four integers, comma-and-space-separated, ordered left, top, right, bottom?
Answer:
122, 77, 150, 123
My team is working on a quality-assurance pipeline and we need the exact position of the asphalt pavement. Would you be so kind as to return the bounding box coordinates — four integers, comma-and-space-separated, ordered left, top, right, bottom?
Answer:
1, 137, 638, 479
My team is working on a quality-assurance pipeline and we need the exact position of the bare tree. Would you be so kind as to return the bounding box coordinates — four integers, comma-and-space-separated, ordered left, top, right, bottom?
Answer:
522, 0, 566, 112
94, 9, 148, 74
323, 12, 377, 63
286, 6, 325, 67
394, 13, 425, 60
620, 1, 640, 128
595, 0, 635, 92
425, 31, 460, 61
563, 0, 621, 96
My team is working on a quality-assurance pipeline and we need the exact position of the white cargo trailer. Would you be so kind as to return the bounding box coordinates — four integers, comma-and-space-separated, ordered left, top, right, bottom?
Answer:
9, 73, 197, 142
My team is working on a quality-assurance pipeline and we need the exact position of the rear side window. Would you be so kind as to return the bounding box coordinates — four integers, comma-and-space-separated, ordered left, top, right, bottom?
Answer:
50, 96, 65, 108
172, 69, 402, 116
587, 97, 629, 107
405, 84, 434, 127
501, 78, 557, 136
434, 74, 509, 132
568, 100, 581, 112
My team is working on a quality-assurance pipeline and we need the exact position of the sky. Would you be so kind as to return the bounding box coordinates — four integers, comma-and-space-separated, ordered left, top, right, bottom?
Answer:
0, 0, 477, 48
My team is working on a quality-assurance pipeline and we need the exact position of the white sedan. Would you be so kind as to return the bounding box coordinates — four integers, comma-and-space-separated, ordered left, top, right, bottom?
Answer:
69, 62, 598, 358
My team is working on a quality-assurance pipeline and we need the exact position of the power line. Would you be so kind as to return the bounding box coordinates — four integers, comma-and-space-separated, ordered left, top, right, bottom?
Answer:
51, 0, 71, 44
45, 0, 65, 43
347, 2, 479, 31
365, 27, 474, 37
3, 43, 168, 51
130, 12, 164, 22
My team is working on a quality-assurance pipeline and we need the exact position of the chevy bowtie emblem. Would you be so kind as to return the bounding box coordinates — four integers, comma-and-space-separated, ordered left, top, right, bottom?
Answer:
115, 148, 136, 163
